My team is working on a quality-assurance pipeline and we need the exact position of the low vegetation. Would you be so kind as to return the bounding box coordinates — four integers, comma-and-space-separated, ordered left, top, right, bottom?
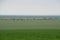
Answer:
0, 30, 60, 40
0, 20, 60, 40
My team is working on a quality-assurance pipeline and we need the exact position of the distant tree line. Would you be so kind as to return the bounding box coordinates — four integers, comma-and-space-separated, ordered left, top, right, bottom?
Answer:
0, 17, 52, 20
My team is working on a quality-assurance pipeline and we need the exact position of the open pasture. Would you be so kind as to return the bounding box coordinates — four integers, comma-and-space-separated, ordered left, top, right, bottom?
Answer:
0, 20, 60, 29
0, 20, 60, 40
0, 30, 60, 40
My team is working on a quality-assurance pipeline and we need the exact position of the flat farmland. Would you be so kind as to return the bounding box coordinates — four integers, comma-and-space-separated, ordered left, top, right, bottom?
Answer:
0, 20, 60, 40
0, 20, 60, 29
0, 30, 60, 40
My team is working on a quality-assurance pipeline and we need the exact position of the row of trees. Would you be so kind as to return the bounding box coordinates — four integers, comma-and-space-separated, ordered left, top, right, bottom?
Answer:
0, 18, 52, 20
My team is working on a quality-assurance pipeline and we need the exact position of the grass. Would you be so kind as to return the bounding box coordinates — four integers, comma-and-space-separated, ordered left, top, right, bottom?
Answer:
0, 20, 60, 40
0, 30, 60, 40
0, 20, 60, 29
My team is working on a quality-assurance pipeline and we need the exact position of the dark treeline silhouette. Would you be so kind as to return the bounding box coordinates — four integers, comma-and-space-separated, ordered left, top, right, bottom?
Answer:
0, 16, 60, 20
0, 18, 52, 20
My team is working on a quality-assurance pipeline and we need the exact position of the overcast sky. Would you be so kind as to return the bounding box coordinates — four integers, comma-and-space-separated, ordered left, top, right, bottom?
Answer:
0, 0, 60, 15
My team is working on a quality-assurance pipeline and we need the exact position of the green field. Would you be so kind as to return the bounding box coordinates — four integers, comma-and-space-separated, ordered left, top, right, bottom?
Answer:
0, 20, 60, 40
0, 20, 60, 29
0, 30, 60, 40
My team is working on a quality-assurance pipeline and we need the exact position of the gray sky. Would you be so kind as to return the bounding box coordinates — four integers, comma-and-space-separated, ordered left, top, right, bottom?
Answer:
0, 0, 60, 15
